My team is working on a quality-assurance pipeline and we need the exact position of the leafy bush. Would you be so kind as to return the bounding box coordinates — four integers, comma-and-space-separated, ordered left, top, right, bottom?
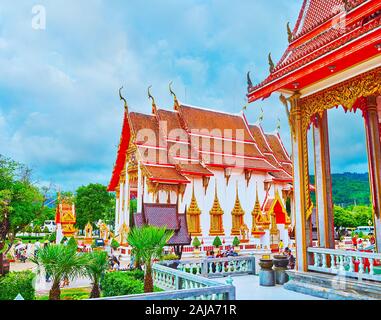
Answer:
232, 236, 240, 247
111, 239, 120, 250
33, 225, 41, 234
192, 237, 201, 248
67, 237, 77, 249
213, 236, 222, 248
124, 269, 145, 281
42, 227, 50, 234
161, 254, 179, 261
100, 272, 144, 297
18, 236, 44, 242
48, 232, 56, 242
0, 271, 36, 300
60, 236, 68, 244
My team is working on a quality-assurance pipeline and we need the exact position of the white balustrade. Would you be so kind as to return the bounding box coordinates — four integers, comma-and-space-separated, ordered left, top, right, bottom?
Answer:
308, 247, 381, 282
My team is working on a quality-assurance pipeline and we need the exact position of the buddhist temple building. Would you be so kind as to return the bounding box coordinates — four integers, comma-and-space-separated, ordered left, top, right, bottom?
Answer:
108, 87, 293, 256
55, 193, 77, 240
247, 0, 381, 277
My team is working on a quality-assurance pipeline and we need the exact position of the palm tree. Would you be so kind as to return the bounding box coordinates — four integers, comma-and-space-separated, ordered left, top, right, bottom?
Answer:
127, 226, 173, 293
84, 251, 109, 298
31, 244, 87, 300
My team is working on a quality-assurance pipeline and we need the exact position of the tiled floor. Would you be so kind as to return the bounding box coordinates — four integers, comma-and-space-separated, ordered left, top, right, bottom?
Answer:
214, 275, 324, 300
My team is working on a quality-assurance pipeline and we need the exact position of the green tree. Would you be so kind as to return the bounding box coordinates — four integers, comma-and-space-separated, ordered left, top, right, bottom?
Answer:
127, 226, 173, 293
232, 236, 240, 247
0, 155, 50, 269
213, 236, 222, 248
31, 244, 87, 300
192, 237, 201, 248
84, 251, 109, 298
75, 183, 115, 230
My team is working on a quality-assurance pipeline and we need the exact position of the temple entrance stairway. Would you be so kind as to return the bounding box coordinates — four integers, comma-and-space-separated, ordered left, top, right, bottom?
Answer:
284, 270, 381, 300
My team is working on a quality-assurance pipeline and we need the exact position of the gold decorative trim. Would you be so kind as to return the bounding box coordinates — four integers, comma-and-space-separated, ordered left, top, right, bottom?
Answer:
187, 182, 202, 235
209, 182, 225, 236
231, 182, 245, 236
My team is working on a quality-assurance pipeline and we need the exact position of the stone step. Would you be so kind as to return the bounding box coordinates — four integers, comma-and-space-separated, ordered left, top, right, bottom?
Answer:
284, 271, 381, 300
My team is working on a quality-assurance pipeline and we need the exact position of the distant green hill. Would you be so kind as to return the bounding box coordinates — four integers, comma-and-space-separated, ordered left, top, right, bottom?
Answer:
310, 173, 370, 207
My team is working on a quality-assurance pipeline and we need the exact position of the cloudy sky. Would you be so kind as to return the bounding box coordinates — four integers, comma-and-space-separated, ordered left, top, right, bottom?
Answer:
0, 0, 369, 191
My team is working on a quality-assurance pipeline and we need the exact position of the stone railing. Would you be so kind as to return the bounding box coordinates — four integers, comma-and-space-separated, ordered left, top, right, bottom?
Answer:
94, 263, 235, 300
308, 247, 381, 281
161, 256, 256, 278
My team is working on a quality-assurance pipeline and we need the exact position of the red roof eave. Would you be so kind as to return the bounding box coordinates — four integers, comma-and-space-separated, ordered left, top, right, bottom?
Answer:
108, 112, 131, 192
248, 25, 381, 102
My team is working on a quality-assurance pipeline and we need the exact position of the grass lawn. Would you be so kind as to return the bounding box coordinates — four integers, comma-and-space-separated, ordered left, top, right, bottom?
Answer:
36, 287, 91, 300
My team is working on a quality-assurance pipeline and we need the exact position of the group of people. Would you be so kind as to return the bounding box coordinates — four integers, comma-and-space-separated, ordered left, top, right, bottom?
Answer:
206, 246, 238, 259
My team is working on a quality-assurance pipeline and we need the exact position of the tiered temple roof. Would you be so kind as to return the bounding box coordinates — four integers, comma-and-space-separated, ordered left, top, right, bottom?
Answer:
248, 0, 381, 101
108, 101, 293, 191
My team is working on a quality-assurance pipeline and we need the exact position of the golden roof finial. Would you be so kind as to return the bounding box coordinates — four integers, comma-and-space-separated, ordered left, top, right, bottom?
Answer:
119, 87, 128, 112
268, 53, 275, 73
287, 22, 293, 43
148, 85, 157, 115
169, 81, 180, 110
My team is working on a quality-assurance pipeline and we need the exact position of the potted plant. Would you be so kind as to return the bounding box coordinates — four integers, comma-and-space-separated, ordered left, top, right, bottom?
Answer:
111, 238, 120, 251
192, 237, 201, 257
232, 236, 241, 253
213, 236, 222, 254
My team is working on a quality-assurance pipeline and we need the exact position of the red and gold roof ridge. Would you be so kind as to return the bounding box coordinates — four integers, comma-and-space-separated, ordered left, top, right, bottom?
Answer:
108, 98, 293, 191
248, 0, 381, 102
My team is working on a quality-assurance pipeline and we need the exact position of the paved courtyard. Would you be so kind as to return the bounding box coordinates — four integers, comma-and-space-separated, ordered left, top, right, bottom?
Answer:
214, 275, 323, 300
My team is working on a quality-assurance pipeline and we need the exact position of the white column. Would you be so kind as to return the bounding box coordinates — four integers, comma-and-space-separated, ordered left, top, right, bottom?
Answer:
313, 111, 335, 249
137, 165, 143, 213
119, 181, 124, 228
124, 171, 130, 227
114, 196, 120, 233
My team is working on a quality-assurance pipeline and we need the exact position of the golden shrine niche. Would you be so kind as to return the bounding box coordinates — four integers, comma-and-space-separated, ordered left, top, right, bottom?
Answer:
97, 220, 112, 245
209, 184, 224, 236
186, 184, 202, 236
58, 197, 77, 237
251, 188, 266, 238
231, 182, 245, 236
84, 222, 93, 245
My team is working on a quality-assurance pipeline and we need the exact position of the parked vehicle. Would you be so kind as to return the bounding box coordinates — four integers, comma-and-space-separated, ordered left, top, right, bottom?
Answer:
354, 226, 374, 236
43, 220, 56, 233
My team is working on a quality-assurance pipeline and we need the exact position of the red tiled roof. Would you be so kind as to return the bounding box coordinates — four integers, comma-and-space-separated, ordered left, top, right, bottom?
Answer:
109, 103, 292, 187
167, 214, 191, 245
133, 205, 191, 245
248, 0, 381, 101
143, 203, 179, 230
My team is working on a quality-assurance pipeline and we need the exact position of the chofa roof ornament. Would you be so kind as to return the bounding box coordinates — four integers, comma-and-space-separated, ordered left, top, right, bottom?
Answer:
119, 86, 128, 112
148, 85, 157, 115
169, 81, 180, 110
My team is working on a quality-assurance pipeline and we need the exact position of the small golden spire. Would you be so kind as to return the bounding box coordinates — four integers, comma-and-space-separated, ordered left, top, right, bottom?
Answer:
210, 182, 223, 216
148, 85, 157, 115
287, 22, 293, 43
268, 53, 275, 73
188, 183, 201, 215
232, 181, 244, 216
119, 87, 128, 112
169, 81, 180, 110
